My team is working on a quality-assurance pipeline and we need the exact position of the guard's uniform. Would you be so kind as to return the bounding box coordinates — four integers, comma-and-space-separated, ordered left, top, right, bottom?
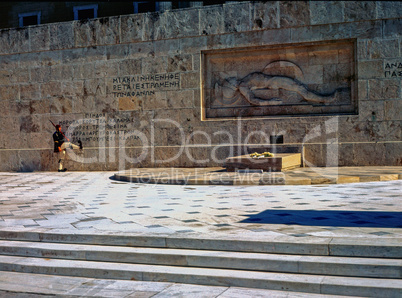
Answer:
53, 131, 64, 153
53, 130, 81, 171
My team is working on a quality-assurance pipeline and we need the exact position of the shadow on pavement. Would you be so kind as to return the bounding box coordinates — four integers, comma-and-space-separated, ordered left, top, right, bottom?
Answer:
240, 210, 402, 228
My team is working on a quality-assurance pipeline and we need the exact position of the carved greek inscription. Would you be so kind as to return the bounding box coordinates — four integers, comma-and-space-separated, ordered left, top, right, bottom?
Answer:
63, 114, 140, 143
384, 61, 402, 78
112, 73, 180, 97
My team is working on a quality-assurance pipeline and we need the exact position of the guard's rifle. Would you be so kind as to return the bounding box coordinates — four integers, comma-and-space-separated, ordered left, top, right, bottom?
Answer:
49, 119, 70, 142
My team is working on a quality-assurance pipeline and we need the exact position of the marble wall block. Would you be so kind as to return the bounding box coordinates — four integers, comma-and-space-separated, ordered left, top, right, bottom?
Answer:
350, 20, 382, 39
383, 19, 402, 38
261, 28, 291, 45
106, 44, 129, 61
368, 39, 399, 59
20, 84, 40, 100
358, 60, 383, 80
377, 1, 402, 19
29, 25, 50, 52
128, 42, 154, 59
143, 12, 167, 41
199, 6, 224, 36
223, 2, 251, 33
352, 143, 386, 166
279, 1, 310, 28
121, 14, 144, 43
49, 22, 74, 50
51, 64, 74, 81
7, 28, 30, 54
0, 150, 21, 171
251, 1, 279, 30
165, 8, 199, 39
0, 85, 19, 101
310, 1, 344, 25
344, 2, 377, 22
384, 100, 402, 121
154, 39, 181, 56
206, 33, 235, 50
41, 81, 62, 99
73, 20, 96, 48
290, 26, 323, 43
95, 16, 120, 46
384, 143, 402, 166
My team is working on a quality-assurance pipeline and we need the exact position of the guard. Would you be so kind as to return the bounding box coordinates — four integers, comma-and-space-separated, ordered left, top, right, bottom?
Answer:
53, 124, 83, 172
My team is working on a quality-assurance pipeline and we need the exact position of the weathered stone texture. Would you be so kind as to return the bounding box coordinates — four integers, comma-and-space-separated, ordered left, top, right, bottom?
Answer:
29, 25, 50, 52
49, 22, 74, 50
251, 1, 279, 30
310, 1, 344, 25
344, 2, 377, 22
180, 72, 199, 89
0, 28, 30, 54
368, 79, 400, 101
368, 39, 400, 59
121, 14, 144, 43
118, 59, 142, 76
383, 19, 402, 38
261, 28, 291, 45
291, 26, 323, 43
234, 31, 263, 48
384, 100, 402, 121
223, 2, 251, 33
199, 6, 224, 36
95, 16, 120, 46
350, 20, 382, 39
206, 33, 235, 50
377, 1, 402, 19
320, 23, 352, 40
73, 20, 96, 48
280, 1, 310, 28
358, 60, 383, 80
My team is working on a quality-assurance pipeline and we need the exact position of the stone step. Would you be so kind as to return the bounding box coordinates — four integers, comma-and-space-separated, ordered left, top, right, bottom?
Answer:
1, 230, 401, 258
0, 240, 400, 279
0, 271, 357, 297
0, 255, 401, 297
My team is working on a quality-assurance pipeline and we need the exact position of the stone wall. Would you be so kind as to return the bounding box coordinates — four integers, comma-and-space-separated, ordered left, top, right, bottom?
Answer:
0, 1, 401, 172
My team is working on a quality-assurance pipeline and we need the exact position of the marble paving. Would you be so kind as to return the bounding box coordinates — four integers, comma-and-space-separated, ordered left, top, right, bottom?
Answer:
0, 171, 401, 239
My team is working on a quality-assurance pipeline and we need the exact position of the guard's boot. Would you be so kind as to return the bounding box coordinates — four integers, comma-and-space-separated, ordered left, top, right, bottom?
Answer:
58, 168, 67, 172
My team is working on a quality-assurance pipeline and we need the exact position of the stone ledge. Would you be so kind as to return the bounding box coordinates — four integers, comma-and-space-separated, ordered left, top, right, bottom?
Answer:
114, 166, 402, 186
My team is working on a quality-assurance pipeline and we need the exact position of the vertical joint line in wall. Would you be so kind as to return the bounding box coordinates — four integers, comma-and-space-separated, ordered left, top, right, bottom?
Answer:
248, 2, 251, 32
118, 16, 122, 45
277, 1, 280, 30
375, 1, 380, 22
198, 7, 201, 37
28, 27, 32, 52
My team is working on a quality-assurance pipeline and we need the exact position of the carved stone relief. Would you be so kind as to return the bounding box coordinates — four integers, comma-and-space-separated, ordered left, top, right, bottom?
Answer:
202, 40, 356, 119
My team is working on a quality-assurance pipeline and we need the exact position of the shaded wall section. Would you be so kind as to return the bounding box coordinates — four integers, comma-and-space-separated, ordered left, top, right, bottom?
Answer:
0, 1, 401, 171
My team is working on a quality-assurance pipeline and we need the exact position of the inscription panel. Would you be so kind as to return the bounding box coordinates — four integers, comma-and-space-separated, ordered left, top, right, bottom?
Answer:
384, 61, 402, 78
110, 73, 180, 98
202, 40, 357, 119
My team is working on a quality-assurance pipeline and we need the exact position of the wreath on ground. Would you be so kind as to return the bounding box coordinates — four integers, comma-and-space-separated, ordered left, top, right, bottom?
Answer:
249, 152, 274, 158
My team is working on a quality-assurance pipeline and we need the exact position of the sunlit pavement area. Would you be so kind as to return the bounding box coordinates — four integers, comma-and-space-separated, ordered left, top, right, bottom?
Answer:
0, 170, 401, 238
0, 170, 401, 297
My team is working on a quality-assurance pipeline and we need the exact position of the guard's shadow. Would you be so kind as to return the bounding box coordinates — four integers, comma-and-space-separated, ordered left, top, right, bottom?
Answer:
240, 210, 402, 228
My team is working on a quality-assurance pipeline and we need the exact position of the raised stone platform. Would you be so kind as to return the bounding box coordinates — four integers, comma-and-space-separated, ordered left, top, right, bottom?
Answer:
225, 153, 302, 172
114, 166, 402, 185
